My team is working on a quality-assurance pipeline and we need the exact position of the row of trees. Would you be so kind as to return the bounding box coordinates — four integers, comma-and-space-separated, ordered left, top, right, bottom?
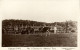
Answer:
2, 19, 77, 33
2, 19, 47, 27
2, 19, 77, 28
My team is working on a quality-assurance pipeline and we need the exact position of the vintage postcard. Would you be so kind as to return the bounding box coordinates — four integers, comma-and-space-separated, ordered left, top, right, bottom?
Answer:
0, 0, 79, 50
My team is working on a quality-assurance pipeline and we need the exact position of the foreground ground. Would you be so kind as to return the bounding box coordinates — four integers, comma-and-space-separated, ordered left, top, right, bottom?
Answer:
2, 32, 77, 47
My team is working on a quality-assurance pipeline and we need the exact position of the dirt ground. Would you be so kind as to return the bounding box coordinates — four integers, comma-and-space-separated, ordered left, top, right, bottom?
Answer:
2, 32, 77, 47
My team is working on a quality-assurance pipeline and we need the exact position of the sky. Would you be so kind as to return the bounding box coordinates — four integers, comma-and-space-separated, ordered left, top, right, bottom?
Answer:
0, 0, 79, 23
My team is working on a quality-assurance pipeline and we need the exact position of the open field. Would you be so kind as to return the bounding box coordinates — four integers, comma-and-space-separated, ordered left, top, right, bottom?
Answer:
2, 33, 77, 47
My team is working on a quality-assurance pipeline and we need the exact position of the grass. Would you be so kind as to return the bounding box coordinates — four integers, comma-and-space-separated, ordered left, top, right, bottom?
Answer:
2, 32, 77, 47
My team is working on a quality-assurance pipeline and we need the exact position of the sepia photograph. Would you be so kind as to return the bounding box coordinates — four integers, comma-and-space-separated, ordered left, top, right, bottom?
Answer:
2, 19, 77, 47
1, 0, 79, 47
